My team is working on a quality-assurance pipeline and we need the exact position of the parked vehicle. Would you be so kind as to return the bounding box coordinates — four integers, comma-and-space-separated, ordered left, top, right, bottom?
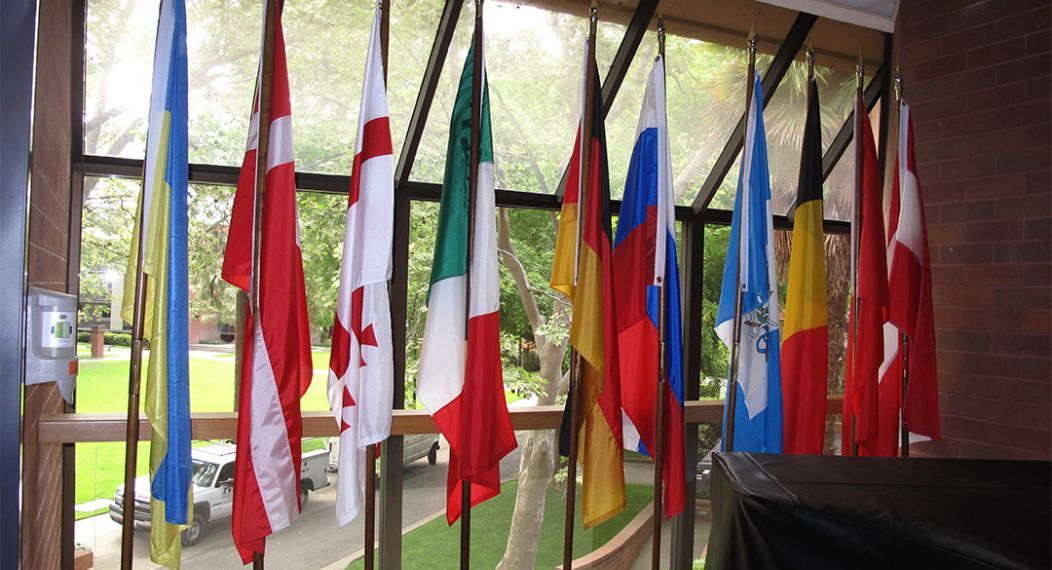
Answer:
109, 442, 329, 547
327, 433, 440, 472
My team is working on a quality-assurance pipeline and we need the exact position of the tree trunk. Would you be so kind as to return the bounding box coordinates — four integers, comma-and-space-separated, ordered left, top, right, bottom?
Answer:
496, 428, 556, 569
232, 290, 248, 413
495, 208, 570, 570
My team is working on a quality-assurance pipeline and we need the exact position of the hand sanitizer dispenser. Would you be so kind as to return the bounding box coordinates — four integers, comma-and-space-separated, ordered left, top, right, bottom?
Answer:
26, 286, 78, 404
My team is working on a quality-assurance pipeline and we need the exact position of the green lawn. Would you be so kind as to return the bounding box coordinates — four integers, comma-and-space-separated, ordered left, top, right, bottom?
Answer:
347, 482, 652, 569
74, 345, 331, 519
74, 344, 523, 520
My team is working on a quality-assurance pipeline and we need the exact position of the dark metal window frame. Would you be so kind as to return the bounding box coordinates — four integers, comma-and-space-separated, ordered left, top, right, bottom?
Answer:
67, 0, 891, 566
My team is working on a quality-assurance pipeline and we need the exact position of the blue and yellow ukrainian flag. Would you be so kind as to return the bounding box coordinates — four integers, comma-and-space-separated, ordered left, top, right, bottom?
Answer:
121, 0, 191, 567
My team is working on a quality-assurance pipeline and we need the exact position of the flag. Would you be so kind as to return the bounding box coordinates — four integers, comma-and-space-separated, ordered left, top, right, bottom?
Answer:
417, 35, 517, 526
221, 4, 313, 562
327, 5, 394, 527
781, 77, 828, 455
613, 54, 684, 519
120, 0, 191, 566
842, 97, 889, 455
883, 100, 941, 441
551, 60, 625, 528
715, 74, 783, 454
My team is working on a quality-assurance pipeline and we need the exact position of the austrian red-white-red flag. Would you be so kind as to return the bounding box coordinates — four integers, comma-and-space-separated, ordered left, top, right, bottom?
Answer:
326, 5, 394, 527
880, 100, 941, 444
221, 5, 313, 564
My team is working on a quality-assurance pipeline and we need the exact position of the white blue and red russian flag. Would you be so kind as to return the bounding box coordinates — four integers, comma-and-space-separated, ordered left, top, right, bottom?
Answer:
613, 54, 686, 519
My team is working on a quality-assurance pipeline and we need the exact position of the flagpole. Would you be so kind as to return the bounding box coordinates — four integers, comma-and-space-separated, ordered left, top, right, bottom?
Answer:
360, 3, 390, 568
849, 54, 864, 457
119, 150, 149, 570
119, 73, 154, 570
894, 67, 911, 460
250, 0, 279, 567
650, 15, 668, 570
563, 4, 598, 568
459, 1, 484, 567
724, 28, 757, 454
119, 2, 166, 566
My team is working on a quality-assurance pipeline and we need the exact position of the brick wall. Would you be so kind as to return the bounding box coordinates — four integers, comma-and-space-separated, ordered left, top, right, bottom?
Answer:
896, 0, 1051, 460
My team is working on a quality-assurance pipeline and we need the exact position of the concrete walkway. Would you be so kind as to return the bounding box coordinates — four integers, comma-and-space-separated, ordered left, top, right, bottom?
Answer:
622, 460, 710, 569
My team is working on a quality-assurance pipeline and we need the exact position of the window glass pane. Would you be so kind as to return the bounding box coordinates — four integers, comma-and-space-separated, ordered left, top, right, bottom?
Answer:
84, 0, 261, 164
486, 2, 591, 194
705, 153, 741, 212
75, 178, 351, 563
85, 0, 434, 171
84, 1, 155, 159
285, 0, 442, 174
414, 1, 603, 191
823, 95, 883, 221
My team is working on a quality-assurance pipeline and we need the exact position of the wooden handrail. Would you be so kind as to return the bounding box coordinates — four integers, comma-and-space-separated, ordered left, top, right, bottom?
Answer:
38, 397, 843, 444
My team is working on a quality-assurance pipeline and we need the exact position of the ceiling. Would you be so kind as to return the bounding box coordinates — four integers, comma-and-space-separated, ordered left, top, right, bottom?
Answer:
522, 0, 890, 72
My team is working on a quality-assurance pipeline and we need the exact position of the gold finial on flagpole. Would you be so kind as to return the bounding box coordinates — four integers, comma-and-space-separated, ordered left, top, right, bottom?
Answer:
895, 67, 903, 102
806, 44, 814, 82
856, 48, 864, 88
657, 13, 665, 59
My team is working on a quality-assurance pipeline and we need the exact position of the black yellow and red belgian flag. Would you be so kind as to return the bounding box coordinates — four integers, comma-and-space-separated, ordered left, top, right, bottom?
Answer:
781, 77, 829, 454
551, 67, 626, 528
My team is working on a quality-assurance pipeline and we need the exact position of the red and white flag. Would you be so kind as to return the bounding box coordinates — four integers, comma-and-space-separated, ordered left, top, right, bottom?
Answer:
881, 101, 941, 442
843, 101, 890, 456
221, 5, 313, 563
326, 5, 394, 527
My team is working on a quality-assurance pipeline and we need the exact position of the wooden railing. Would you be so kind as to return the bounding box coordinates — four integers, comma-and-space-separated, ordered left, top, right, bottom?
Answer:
37, 397, 843, 444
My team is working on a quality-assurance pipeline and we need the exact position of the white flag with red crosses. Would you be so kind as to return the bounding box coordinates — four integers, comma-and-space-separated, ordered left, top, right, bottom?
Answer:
326, 4, 394, 527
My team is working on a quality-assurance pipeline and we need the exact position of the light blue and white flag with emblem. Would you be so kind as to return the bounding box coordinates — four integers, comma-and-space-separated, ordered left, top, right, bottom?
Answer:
715, 73, 783, 454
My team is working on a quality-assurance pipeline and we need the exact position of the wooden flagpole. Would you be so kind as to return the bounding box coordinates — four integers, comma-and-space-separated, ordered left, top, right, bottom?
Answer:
120, 2, 166, 567
849, 53, 864, 457
724, 28, 758, 454
250, 0, 279, 567
362, 2, 390, 568
460, 1, 484, 567
562, 4, 598, 568
894, 67, 911, 460
650, 15, 667, 570
119, 68, 153, 570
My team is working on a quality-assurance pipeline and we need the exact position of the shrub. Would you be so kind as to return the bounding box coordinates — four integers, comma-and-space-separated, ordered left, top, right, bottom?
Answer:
103, 332, 133, 347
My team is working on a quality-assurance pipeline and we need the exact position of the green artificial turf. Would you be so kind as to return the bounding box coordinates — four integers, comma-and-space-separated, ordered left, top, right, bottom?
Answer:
346, 481, 651, 569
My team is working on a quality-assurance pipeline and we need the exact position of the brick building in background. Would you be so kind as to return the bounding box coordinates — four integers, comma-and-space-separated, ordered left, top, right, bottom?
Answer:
897, 0, 1050, 459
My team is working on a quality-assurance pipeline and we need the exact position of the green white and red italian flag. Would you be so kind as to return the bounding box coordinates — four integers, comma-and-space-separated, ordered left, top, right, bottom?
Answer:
417, 36, 517, 526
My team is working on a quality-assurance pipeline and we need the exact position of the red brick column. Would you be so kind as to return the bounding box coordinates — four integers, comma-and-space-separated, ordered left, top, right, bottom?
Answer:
896, 0, 1050, 459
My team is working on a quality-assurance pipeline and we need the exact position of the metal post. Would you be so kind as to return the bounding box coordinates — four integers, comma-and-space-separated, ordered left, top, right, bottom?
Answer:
459, 1, 484, 567
364, 443, 377, 569
724, 29, 757, 454
849, 55, 864, 457
563, 5, 598, 568
670, 218, 703, 569
651, 283, 667, 570
894, 67, 911, 460
248, 0, 280, 567
120, 3, 168, 563
363, 2, 389, 567
650, 15, 667, 570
